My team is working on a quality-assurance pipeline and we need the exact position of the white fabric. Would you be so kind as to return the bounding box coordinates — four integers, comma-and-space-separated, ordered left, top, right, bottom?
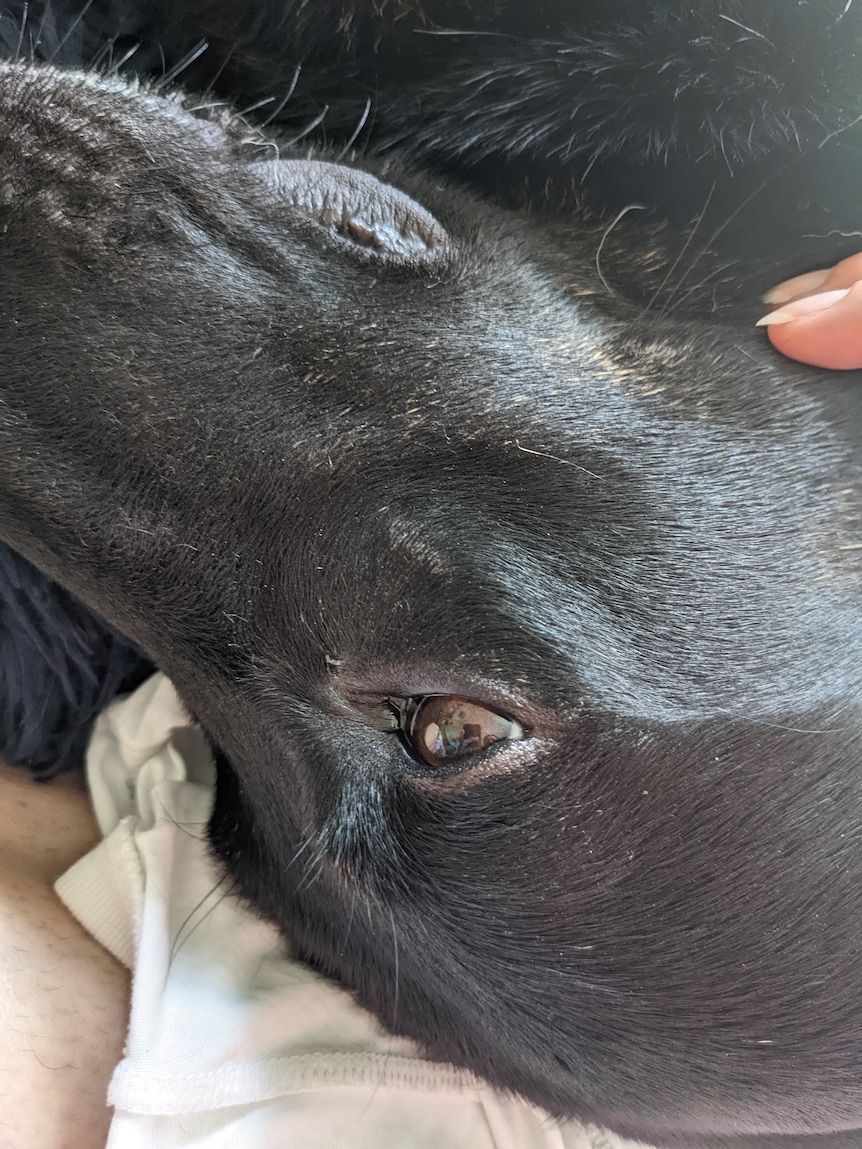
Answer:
55, 674, 646, 1149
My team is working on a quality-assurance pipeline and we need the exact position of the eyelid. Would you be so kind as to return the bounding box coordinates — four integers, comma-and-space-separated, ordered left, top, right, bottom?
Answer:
369, 701, 400, 732
385, 696, 408, 725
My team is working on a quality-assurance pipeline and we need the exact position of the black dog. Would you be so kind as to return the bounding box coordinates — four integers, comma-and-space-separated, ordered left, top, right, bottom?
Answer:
1, 4, 862, 1147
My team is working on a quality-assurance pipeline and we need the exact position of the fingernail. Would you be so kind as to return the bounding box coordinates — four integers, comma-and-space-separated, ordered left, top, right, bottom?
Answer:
755, 287, 851, 327
762, 268, 832, 305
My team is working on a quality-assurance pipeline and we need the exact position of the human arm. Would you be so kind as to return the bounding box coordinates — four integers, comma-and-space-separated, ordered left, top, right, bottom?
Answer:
0, 762, 129, 1149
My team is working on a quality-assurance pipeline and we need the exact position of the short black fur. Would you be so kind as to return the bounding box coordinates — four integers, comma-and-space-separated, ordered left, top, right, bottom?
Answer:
0, 4, 861, 1147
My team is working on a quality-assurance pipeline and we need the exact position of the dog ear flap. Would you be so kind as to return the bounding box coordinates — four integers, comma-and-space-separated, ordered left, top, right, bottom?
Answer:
263, 158, 449, 263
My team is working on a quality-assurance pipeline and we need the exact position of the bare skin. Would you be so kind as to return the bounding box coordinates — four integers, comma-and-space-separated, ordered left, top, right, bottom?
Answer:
0, 760, 129, 1149
760, 251, 862, 370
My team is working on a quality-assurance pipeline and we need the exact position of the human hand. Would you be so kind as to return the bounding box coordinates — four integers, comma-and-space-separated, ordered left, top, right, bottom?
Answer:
758, 252, 862, 370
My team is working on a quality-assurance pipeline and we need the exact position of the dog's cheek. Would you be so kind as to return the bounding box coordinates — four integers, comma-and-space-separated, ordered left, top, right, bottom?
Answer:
203, 700, 399, 911
261, 714, 862, 1138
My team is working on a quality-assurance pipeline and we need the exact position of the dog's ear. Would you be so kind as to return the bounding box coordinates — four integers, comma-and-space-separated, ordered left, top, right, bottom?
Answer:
258, 158, 449, 263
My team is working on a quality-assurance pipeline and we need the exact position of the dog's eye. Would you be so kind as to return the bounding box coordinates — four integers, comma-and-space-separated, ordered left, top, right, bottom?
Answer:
388, 695, 525, 770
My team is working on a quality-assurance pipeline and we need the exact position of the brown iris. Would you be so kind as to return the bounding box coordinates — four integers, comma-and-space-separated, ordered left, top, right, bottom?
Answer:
391, 695, 525, 770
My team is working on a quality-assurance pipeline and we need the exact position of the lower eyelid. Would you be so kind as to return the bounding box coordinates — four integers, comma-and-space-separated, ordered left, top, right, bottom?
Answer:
403, 733, 546, 788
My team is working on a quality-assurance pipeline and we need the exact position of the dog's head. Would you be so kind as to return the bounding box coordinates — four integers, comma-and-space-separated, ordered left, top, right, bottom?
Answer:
2, 60, 862, 1147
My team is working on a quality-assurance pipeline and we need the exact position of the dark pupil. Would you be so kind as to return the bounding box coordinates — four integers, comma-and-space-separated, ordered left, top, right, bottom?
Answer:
407, 696, 518, 769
